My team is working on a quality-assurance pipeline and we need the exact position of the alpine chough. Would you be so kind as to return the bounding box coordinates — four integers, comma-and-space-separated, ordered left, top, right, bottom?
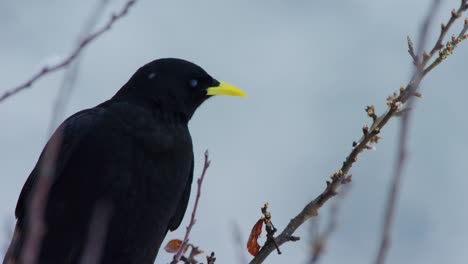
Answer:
2, 58, 247, 264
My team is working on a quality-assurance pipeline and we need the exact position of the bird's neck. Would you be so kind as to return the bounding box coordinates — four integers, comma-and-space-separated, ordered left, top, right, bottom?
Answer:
111, 84, 193, 125
106, 97, 190, 126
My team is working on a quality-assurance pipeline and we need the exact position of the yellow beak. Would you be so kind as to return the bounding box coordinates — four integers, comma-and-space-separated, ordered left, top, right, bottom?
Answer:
206, 81, 247, 97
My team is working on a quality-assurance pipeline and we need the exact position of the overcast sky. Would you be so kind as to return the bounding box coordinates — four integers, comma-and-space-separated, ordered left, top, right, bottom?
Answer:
1, 0, 468, 263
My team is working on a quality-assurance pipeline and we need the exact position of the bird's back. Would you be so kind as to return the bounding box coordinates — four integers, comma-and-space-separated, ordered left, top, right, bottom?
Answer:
4, 101, 194, 264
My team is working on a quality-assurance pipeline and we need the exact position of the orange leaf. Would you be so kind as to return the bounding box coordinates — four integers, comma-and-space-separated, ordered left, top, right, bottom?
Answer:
247, 218, 264, 256
164, 239, 183, 253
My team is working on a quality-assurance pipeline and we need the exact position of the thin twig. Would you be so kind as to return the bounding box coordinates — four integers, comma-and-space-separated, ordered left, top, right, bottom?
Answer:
309, 185, 350, 264
261, 204, 282, 255
249, 172, 351, 263
407, 36, 420, 66
309, 209, 336, 264
232, 222, 249, 264
19, 128, 62, 264
423, 17, 468, 77
375, 1, 441, 263
172, 151, 211, 264
179, 246, 204, 264
49, 0, 111, 133
249, 2, 468, 263
0, 0, 139, 103
426, 1, 468, 59
78, 202, 112, 264
12, 2, 140, 264
1, 218, 14, 258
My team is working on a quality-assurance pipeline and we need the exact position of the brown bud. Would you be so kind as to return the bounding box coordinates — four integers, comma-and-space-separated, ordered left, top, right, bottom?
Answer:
362, 124, 369, 135
451, 34, 457, 42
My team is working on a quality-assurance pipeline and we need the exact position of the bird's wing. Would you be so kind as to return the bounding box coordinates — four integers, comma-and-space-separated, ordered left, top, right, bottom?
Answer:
6, 103, 194, 264
14, 107, 104, 224
3, 107, 105, 264
168, 153, 194, 231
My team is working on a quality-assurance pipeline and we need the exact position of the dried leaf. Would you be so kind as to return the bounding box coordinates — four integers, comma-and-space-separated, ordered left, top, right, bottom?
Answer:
247, 218, 264, 256
164, 239, 184, 253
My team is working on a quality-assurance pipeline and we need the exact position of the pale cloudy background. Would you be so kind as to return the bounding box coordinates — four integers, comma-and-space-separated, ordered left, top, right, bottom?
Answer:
1, 0, 467, 263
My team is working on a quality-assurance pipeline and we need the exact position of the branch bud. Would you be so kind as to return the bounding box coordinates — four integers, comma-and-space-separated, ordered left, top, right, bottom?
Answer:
362, 124, 369, 135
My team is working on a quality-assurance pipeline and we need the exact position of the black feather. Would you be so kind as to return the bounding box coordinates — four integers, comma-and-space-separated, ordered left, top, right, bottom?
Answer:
4, 58, 222, 264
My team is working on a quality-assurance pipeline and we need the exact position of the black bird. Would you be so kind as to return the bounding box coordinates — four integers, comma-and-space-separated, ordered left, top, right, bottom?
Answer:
3, 58, 246, 264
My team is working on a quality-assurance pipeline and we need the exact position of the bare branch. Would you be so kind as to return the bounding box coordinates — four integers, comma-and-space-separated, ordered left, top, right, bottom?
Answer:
423, 17, 468, 76
250, 172, 351, 263
172, 151, 211, 264
250, 2, 468, 263
0, 0, 139, 103
6, 2, 140, 264
426, 1, 468, 60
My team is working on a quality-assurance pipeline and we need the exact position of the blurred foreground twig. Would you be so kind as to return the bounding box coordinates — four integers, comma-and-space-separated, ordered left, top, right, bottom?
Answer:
171, 151, 211, 264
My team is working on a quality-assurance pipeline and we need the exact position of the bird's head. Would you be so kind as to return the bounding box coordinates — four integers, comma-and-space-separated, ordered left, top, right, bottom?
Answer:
113, 58, 247, 121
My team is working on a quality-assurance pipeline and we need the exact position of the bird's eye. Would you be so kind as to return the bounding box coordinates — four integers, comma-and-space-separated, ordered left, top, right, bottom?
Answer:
189, 79, 198, 88
147, 72, 157, 79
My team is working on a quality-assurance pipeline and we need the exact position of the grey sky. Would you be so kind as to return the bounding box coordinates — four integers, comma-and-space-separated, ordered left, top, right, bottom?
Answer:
1, 0, 467, 263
